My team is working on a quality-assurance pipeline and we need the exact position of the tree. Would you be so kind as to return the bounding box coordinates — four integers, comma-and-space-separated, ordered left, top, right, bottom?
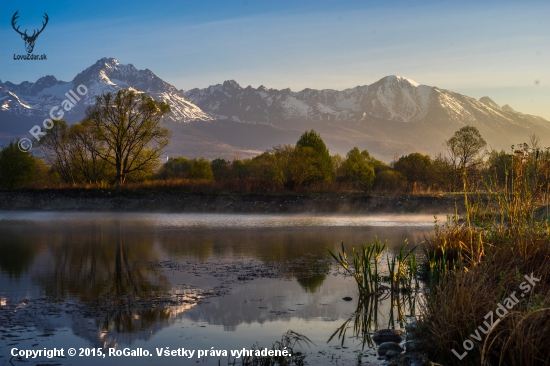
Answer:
393, 153, 432, 189
429, 153, 454, 191
39, 120, 114, 184
158, 157, 214, 181
487, 150, 513, 187
445, 126, 486, 171
445, 126, 486, 190
374, 170, 405, 191
38, 120, 75, 183
361, 150, 389, 174
188, 158, 214, 181
270, 145, 294, 189
0, 140, 37, 188
290, 146, 327, 187
67, 120, 114, 183
294, 130, 334, 185
340, 147, 375, 189
211, 158, 230, 181
85, 89, 172, 185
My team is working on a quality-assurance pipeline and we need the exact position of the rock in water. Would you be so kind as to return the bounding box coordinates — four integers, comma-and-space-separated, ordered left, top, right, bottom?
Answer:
373, 329, 404, 344
342, 297, 353, 301
377, 342, 403, 356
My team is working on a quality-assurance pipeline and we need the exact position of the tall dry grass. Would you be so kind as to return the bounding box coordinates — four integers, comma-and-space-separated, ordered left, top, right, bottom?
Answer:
418, 151, 550, 365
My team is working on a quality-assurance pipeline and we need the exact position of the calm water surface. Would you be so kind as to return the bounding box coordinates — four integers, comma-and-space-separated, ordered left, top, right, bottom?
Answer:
0, 212, 439, 366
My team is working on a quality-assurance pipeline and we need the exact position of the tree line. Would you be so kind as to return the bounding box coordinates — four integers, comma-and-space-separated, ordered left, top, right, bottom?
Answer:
1, 89, 549, 195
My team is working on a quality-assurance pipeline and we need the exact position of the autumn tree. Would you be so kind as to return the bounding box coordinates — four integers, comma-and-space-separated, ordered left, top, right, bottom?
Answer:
340, 147, 375, 189
85, 89, 172, 185
393, 153, 432, 190
39, 120, 113, 184
294, 130, 334, 185
158, 157, 214, 181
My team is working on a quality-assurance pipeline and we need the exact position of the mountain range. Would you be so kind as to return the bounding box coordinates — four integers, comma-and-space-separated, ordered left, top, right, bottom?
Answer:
1, 57, 549, 161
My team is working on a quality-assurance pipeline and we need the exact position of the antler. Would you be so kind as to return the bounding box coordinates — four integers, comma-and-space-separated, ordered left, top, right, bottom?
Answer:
11, 11, 26, 37
29, 13, 49, 39
11, 11, 49, 40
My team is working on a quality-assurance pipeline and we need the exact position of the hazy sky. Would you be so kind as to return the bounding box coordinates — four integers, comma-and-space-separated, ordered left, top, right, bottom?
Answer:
1, 0, 549, 118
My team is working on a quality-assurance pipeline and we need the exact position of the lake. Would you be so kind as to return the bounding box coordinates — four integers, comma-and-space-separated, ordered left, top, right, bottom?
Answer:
0, 212, 440, 366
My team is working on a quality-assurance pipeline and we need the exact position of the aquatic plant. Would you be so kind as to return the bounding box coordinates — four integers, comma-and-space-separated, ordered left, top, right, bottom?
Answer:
387, 240, 418, 292
328, 238, 386, 295
329, 238, 418, 296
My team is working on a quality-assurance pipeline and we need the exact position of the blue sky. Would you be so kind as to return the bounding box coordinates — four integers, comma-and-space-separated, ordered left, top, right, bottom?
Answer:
1, 0, 550, 118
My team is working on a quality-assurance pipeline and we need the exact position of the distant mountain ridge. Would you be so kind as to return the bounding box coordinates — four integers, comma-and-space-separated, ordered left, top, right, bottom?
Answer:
185, 76, 550, 131
1, 58, 550, 160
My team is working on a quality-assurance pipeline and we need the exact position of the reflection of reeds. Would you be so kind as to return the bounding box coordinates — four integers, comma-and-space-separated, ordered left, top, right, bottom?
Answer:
327, 237, 421, 349
328, 291, 420, 350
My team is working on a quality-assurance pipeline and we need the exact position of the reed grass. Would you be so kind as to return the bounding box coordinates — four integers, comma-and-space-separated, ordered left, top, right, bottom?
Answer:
417, 147, 550, 365
329, 239, 418, 296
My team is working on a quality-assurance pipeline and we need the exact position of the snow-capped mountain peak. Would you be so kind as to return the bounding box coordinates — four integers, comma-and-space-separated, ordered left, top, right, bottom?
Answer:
382, 75, 420, 87
479, 96, 501, 110
1, 57, 212, 123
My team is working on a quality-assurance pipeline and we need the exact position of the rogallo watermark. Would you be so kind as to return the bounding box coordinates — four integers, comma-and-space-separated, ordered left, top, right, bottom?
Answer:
19, 84, 88, 152
451, 272, 541, 360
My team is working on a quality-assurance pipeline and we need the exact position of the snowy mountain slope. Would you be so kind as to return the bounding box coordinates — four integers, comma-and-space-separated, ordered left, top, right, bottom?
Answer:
185, 76, 432, 124
0, 58, 212, 124
185, 75, 550, 135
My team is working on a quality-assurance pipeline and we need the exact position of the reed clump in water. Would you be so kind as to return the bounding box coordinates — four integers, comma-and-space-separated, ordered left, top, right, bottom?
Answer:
418, 144, 550, 366
328, 238, 418, 296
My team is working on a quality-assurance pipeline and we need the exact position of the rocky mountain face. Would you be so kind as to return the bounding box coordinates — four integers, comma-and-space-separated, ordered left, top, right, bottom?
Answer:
2, 58, 550, 160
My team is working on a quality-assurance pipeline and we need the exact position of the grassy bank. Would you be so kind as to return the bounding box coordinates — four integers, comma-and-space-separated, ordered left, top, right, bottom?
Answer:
415, 162, 550, 365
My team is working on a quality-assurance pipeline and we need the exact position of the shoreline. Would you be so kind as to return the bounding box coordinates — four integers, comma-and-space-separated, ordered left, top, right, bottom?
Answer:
0, 190, 462, 214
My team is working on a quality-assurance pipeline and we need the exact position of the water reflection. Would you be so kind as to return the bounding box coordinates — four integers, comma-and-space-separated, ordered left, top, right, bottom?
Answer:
329, 291, 421, 349
33, 221, 168, 301
0, 212, 434, 365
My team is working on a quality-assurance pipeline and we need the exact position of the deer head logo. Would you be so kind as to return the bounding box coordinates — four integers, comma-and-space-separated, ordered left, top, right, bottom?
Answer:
11, 11, 49, 54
